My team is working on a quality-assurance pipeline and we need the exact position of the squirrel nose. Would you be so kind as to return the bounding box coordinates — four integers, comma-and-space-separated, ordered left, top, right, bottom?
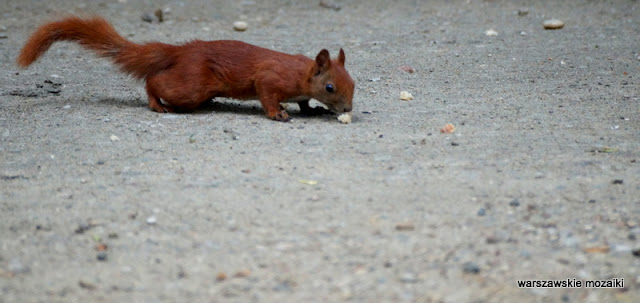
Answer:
343, 106, 352, 112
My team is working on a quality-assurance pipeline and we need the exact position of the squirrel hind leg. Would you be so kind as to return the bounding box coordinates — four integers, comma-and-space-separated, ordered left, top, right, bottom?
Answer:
146, 92, 175, 113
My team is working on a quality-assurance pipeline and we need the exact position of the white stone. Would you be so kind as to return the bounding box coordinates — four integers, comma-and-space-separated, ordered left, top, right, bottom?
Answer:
337, 112, 352, 124
233, 21, 248, 31
400, 91, 413, 101
485, 29, 498, 36
543, 19, 565, 30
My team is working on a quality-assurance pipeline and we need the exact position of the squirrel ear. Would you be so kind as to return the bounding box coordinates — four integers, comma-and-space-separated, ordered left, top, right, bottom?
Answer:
315, 49, 331, 72
338, 48, 345, 66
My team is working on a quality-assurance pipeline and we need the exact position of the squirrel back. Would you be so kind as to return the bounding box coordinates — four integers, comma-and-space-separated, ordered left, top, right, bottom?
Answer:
17, 16, 175, 79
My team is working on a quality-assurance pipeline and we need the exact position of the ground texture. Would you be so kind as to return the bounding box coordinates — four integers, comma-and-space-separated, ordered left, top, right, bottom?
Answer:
1, 1, 639, 302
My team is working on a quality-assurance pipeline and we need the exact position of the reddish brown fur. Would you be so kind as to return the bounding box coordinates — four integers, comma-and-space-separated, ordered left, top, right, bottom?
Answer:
17, 16, 354, 121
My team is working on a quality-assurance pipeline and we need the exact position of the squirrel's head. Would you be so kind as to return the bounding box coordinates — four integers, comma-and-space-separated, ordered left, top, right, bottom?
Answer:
310, 49, 354, 113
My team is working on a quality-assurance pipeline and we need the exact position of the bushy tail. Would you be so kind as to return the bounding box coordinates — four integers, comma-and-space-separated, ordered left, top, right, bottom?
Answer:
17, 16, 175, 79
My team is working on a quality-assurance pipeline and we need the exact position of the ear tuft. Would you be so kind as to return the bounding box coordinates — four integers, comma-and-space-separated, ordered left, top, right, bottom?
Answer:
315, 49, 331, 71
338, 48, 346, 66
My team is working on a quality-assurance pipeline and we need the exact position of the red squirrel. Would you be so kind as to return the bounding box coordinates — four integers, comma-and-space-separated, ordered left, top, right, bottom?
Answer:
17, 16, 354, 121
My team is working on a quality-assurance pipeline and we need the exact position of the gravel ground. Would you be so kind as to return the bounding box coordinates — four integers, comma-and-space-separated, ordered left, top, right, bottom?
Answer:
1, 1, 639, 302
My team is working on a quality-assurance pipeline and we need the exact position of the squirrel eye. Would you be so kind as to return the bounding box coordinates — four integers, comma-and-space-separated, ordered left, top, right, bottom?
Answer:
325, 84, 334, 93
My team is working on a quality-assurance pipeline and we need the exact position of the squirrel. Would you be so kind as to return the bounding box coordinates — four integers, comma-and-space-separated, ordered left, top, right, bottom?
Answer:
16, 16, 354, 121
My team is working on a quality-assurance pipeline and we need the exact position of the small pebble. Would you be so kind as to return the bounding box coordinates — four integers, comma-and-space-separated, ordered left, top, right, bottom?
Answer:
234, 269, 251, 278
8, 258, 30, 274
398, 65, 415, 73
543, 19, 565, 30
146, 216, 157, 224
485, 29, 498, 37
477, 208, 486, 216
75, 223, 91, 234
399, 272, 419, 283
509, 198, 520, 207
0, 33, 7, 39
141, 13, 154, 23
517, 8, 529, 16
319, 0, 341, 11
233, 21, 248, 32
272, 280, 293, 292
399, 91, 413, 101
78, 279, 97, 290
395, 222, 415, 231
462, 262, 480, 274
632, 248, 640, 257
110, 135, 120, 142
96, 252, 108, 261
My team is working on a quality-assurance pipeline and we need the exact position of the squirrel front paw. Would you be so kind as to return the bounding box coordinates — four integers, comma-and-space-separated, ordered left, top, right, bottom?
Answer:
273, 110, 291, 122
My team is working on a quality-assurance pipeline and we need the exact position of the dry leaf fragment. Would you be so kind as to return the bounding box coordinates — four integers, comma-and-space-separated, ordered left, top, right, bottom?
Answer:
299, 179, 318, 185
234, 269, 251, 278
398, 65, 415, 73
440, 123, 456, 134
216, 272, 228, 281
583, 245, 610, 254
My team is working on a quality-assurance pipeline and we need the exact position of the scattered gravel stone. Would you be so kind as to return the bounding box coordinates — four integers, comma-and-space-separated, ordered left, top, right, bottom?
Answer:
612, 179, 623, 184
141, 13, 154, 23
517, 8, 529, 16
0, 33, 7, 39
216, 272, 228, 281
319, 0, 341, 11
399, 272, 420, 283
272, 280, 294, 292
233, 21, 248, 31
632, 248, 640, 257
543, 19, 565, 30
395, 222, 415, 231
399, 91, 413, 101
78, 279, 97, 290
75, 223, 91, 234
8, 258, 30, 274
146, 216, 157, 224
110, 135, 120, 142
477, 208, 486, 216
96, 252, 108, 261
509, 198, 520, 207
398, 65, 415, 73
485, 29, 498, 37
462, 262, 480, 274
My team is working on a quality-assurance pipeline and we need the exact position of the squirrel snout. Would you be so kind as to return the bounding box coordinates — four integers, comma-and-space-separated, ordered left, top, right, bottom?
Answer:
343, 106, 352, 112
